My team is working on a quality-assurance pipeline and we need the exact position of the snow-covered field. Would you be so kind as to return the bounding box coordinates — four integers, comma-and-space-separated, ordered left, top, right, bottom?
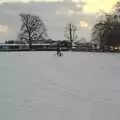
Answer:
0, 51, 120, 120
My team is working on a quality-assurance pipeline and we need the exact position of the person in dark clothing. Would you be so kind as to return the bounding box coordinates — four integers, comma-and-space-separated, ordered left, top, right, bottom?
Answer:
56, 44, 62, 56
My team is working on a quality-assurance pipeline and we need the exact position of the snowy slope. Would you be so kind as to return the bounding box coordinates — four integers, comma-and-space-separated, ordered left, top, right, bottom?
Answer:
0, 52, 120, 120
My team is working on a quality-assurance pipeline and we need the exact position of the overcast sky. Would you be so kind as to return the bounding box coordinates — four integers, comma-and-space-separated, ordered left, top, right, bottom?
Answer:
0, 0, 117, 41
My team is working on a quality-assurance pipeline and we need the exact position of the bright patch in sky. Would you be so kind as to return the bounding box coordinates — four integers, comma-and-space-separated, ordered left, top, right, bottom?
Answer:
72, 0, 118, 13
80, 21, 88, 28
84, 0, 118, 13
0, 25, 8, 33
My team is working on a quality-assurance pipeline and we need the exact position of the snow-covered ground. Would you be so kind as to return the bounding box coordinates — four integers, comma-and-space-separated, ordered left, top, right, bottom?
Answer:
0, 51, 120, 120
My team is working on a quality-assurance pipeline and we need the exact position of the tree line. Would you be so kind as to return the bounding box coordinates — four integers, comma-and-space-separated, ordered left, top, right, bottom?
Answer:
5, 0, 120, 52
92, 1, 120, 51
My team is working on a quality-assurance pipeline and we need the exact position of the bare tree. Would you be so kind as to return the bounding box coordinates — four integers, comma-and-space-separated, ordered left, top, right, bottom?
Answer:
18, 13, 47, 49
92, 10, 120, 51
64, 23, 78, 50
92, 0, 120, 51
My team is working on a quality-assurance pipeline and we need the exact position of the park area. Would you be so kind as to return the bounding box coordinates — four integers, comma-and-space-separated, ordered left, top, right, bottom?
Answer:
0, 51, 120, 120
